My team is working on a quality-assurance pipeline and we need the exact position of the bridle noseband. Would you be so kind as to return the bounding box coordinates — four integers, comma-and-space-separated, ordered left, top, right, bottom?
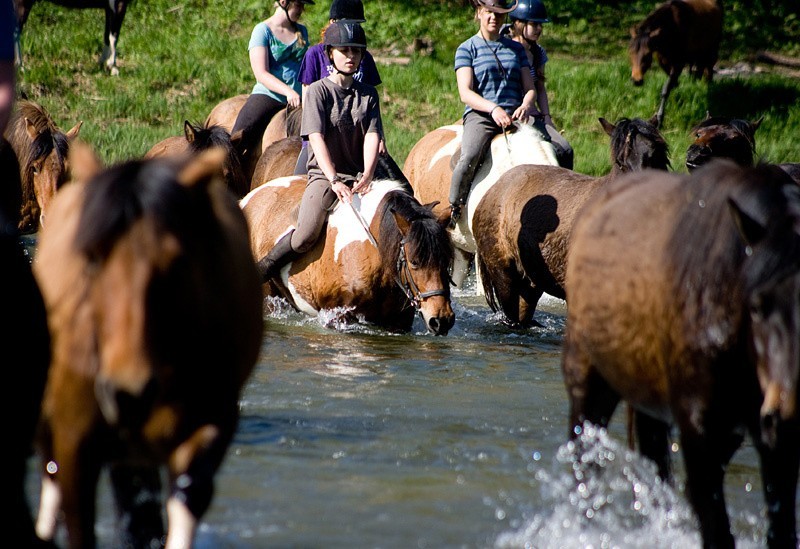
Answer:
395, 237, 449, 314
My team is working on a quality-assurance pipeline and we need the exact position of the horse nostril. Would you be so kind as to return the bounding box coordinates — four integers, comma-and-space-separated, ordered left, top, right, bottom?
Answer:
632, 78, 644, 87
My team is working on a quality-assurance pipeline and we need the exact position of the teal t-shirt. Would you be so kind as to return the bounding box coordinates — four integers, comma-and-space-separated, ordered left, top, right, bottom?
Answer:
249, 21, 309, 103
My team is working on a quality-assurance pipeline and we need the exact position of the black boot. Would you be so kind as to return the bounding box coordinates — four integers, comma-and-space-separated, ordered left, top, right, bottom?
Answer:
447, 203, 462, 230
257, 231, 301, 283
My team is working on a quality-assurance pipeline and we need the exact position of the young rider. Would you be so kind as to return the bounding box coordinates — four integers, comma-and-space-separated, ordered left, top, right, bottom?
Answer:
257, 21, 382, 282
231, 0, 313, 179
448, 0, 535, 228
505, 0, 573, 169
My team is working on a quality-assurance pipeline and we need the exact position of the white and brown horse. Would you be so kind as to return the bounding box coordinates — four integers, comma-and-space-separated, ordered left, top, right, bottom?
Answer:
473, 116, 670, 327
32, 149, 263, 548
563, 160, 800, 547
404, 120, 559, 288
241, 178, 455, 335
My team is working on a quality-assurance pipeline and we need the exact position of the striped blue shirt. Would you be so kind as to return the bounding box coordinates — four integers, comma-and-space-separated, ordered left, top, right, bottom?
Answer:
454, 34, 529, 116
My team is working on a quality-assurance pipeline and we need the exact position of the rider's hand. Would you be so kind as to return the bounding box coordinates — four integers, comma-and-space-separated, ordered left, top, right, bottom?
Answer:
512, 105, 529, 124
286, 90, 301, 109
353, 173, 372, 195
332, 179, 352, 204
490, 105, 512, 128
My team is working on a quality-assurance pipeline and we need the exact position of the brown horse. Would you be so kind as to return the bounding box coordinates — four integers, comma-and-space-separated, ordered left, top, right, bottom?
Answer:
250, 135, 302, 190
685, 114, 761, 170
241, 178, 455, 335
145, 120, 249, 198
404, 121, 559, 288
629, 0, 723, 125
473, 116, 669, 327
0, 137, 51, 548
32, 149, 263, 548
563, 160, 800, 548
204, 94, 302, 150
4, 99, 83, 233
14, 0, 130, 74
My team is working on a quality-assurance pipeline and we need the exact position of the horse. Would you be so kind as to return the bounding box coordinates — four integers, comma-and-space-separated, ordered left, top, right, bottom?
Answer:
250, 135, 302, 191
32, 149, 264, 548
241, 177, 455, 335
4, 99, 83, 233
473, 116, 669, 327
0, 137, 51, 548
562, 160, 800, 548
205, 95, 302, 150
13, 0, 130, 75
145, 120, 249, 198
404, 120, 559, 288
629, 0, 723, 126
685, 114, 761, 171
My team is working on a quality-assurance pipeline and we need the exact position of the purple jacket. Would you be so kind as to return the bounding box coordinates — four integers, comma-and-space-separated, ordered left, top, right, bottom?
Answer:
299, 43, 382, 87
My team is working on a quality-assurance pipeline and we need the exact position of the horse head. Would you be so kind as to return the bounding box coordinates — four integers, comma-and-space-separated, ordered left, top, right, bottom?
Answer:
729, 166, 800, 448
600, 115, 670, 173
379, 192, 455, 335
184, 121, 249, 198
686, 115, 762, 171
628, 24, 658, 86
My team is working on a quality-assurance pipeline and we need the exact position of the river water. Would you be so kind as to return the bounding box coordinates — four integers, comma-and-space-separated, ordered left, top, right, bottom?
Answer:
28, 276, 777, 548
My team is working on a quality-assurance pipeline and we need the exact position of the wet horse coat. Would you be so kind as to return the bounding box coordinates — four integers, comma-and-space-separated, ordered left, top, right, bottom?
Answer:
4, 100, 82, 233
404, 121, 559, 287
33, 150, 263, 548
241, 178, 455, 334
473, 117, 669, 327
563, 161, 800, 548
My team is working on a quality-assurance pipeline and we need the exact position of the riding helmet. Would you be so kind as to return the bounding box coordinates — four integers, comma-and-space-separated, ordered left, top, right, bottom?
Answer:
329, 0, 366, 22
509, 0, 550, 22
472, 0, 519, 14
323, 20, 367, 49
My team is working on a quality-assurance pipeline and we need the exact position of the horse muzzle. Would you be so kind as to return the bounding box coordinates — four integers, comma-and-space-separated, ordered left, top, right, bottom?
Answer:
419, 299, 455, 336
760, 381, 797, 449
685, 146, 711, 171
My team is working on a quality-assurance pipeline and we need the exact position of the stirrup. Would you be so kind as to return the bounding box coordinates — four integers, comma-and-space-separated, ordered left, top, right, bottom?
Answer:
447, 204, 462, 230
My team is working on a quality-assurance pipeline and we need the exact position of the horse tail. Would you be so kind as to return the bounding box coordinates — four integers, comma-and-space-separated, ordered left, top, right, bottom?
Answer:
477, 253, 500, 314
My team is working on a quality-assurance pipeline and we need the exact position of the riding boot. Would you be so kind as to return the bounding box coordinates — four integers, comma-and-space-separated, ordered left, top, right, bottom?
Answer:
256, 231, 300, 283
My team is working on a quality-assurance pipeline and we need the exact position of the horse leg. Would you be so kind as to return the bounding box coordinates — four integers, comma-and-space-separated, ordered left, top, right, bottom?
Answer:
450, 247, 473, 289
633, 411, 672, 482
753, 419, 800, 548
656, 67, 682, 127
109, 463, 165, 548
678, 426, 735, 548
517, 284, 544, 328
102, 1, 128, 75
13, 0, 34, 69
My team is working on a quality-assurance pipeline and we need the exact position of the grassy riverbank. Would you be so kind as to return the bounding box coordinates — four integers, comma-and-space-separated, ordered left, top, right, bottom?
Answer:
14, 0, 800, 175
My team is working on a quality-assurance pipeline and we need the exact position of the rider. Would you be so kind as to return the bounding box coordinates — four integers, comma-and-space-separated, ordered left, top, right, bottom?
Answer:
231, 0, 313, 179
448, 0, 535, 228
256, 20, 382, 282
505, 0, 573, 169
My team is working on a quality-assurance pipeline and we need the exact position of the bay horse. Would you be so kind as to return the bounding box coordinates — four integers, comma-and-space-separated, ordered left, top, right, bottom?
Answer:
563, 160, 800, 548
473, 116, 669, 327
14, 0, 130, 75
241, 178, 455, 335
145, 120, 249, 198
4, 99, 83, 233
404, 120, 559, 288
32, 149, 263, 548
629, 0, 723, 125
0, 137, 51, 548
250, 135, 302, 191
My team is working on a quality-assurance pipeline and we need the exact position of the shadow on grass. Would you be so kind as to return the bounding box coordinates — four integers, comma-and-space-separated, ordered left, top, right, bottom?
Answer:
706, 78, 800, 120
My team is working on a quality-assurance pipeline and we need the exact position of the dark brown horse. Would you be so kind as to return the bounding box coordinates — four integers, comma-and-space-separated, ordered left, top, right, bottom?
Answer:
473, 116, 669, 327
563, 160, 800, 547
242, 178, 455, 335
629, 0, 723, 125
0, 137, 50, 548
32, 149, 263, 548
4, 100, 83, 233
145, 120, 249, 198
14, 0, 130, 74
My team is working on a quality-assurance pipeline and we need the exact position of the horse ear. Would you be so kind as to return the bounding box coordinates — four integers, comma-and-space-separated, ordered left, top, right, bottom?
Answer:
229, 128, 244, 149
24, 117, 40, 140
629, 26, 637, 38
599, 118, 616, 136
67, 140, 102, 185
648, 114, 660, 129
705, 111, 712, 120
751, 116, 764, 132
177, 148, 226, 189
183, 120, 197, 144
391, 208, 412, 236
728, 196, 768, 248
423, 200, 440, 210
66, 121, 83, 140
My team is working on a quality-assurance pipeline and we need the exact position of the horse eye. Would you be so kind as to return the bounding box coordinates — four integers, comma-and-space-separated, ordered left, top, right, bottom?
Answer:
409, 261, 420, 269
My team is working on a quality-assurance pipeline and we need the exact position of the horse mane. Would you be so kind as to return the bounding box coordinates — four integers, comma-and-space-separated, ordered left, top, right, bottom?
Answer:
74, 158, 212, 263
610, 118, 671, 172
377, 190, 452, 276
187, 122, 247, 197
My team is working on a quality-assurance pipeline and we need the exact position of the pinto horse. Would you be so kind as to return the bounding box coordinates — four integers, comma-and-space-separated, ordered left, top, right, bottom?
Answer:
14, 0, 130, 74
404, 121, 559, 288
563, 160, 800, 547
32, 149, 263, 548
0, 137, 51, 547
473, 116, 669, 327
145, 120, 249, 198
241, 178, 455, 335
4, 99, 83, 233
629, 0, 723, 125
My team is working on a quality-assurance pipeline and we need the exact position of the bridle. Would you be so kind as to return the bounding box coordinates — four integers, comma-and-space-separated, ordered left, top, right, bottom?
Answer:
394, 237, 450, 314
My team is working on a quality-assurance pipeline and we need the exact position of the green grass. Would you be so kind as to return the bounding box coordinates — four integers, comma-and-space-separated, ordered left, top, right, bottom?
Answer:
14, 0, 800, 176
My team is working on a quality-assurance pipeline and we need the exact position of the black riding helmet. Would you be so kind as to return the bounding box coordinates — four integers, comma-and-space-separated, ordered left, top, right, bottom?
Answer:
329, 0, 366, 22
324, 20, 367, 75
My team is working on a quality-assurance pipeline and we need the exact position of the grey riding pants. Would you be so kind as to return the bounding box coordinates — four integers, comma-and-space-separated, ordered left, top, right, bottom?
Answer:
290, 172, 340, 254
449, 110, 501, 206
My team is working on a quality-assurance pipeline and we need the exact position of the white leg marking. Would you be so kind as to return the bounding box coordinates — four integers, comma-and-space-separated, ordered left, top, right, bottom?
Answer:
165, 496, 197, 549
36, 476, 61, 541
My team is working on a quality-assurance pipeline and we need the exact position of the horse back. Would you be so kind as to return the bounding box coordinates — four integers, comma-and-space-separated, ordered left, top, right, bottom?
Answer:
405, 125, 461, 209
204, 94, 249, 132
251, 136, 302, 190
